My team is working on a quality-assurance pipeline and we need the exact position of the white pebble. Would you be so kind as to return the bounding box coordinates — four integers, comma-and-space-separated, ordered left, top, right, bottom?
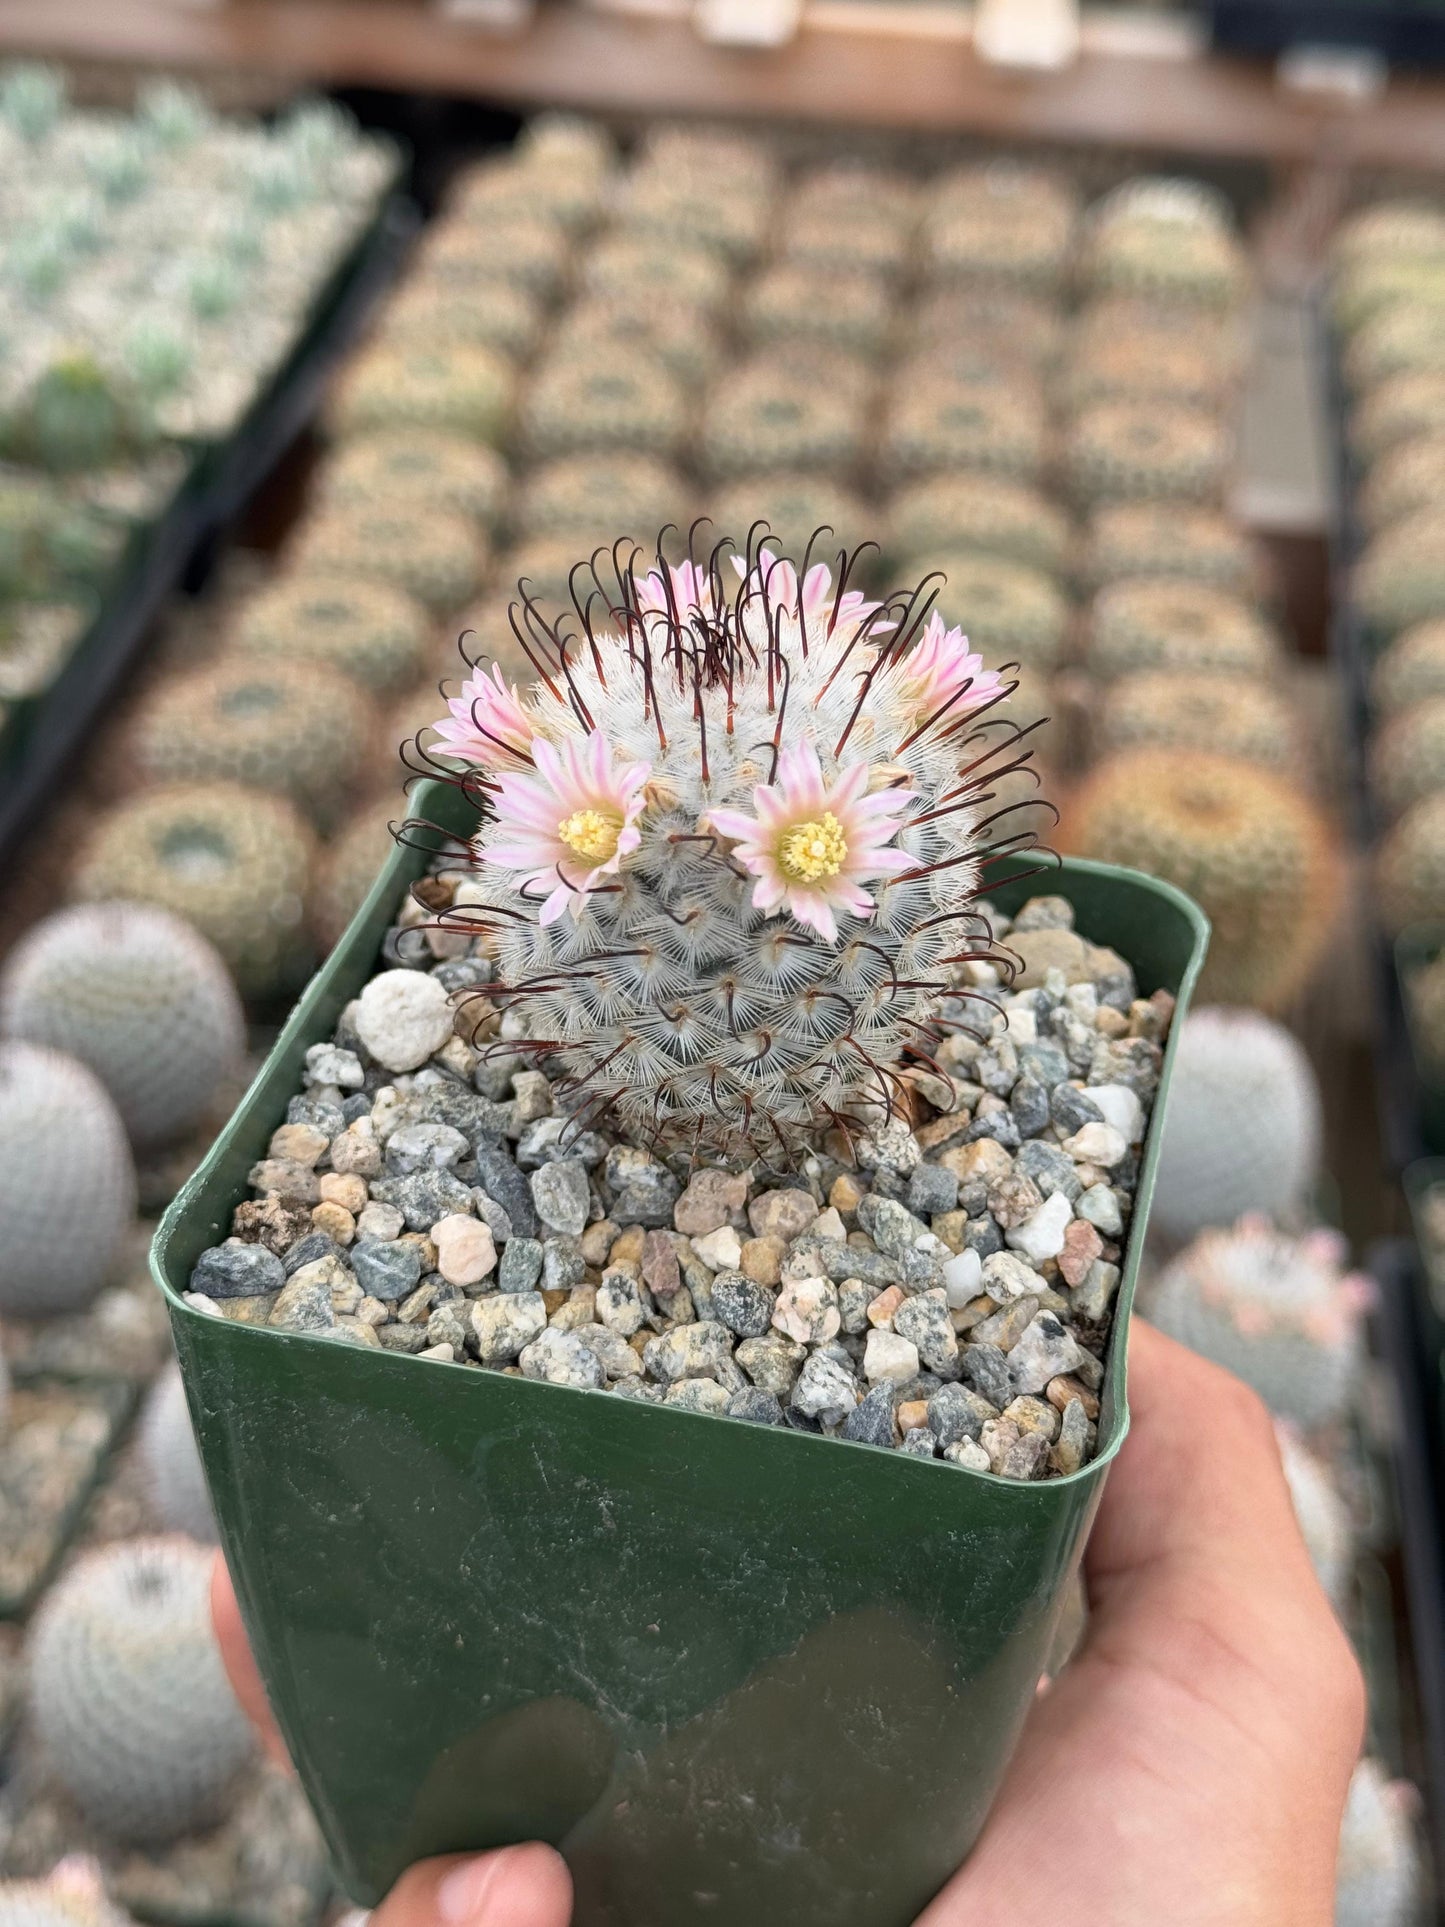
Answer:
1004, 1005, 1037, 1044
772, 1276, 840, 1346
1063, 1122, 1128, 1168
944, 1438, 991, 1472
1005, 1190, 1073, 1265
354, 970, 455, 1073
810, 1205, 848, 1241
1082, 1084, 1143, 1144
941, 1247, 983, 1308
1076, 1184, 1123, 1238
691, 1225, 743, 1271
864, 1329, 921, 1384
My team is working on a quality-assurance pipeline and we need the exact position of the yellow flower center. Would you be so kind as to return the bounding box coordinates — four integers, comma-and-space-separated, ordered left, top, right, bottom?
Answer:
557, 806, 624, 865
778, 812, 848, 885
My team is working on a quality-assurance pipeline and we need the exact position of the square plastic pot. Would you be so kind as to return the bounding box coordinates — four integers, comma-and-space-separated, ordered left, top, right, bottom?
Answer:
151, 781, 1208, 1925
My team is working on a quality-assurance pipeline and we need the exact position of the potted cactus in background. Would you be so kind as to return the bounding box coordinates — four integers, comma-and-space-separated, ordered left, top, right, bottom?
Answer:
154, 531, 1208, 1925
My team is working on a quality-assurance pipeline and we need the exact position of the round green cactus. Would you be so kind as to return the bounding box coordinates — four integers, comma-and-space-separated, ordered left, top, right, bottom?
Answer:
328, 341, 514, 447
617, 169, 772, 266
1098, 671, 1302, 773
912, 549, 1069, 677
521, 342, 688, 464
1373, 617, 1445, 716
1079, 176, 1247, 309
232, 572, 429, 695
311, 793, 401, 951
376, 278, 544, 362
923, 160, 1079, 295
1351, 368, 1445, 467
1087, 579, 1282, 679
514, 452, 690, 548
1371, 696, 1445, 819
881, 372, 1047, 486
908, 284, 1062, 373
1378, 790, 1445, 933
1355, 508, 1445, 636
741, 263, 893, 358
138, 1363, 217, 1543
316, 429, 509, 528
1065, 398, 1229, 504
557, 290, 722, 390
1077, 501, 1263, 598
72, 783, 317, 1000
708, 474, 869, 563
414, 215, 568, 305
1359, 432, 1445, 533
581, 233, 731, 317
288, 501, 487, 616
887, 471, 1069, 577
702, 352, 866, 481
1346, 297, 1445, 393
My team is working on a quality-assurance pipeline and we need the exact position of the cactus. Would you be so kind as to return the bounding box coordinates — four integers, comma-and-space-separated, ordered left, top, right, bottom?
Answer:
1370, 696, 1445, 819
708, 476, 869, 564
910, 551, 1069, 678
1149, 1218, 1365, 1431
1352, 368, 1445, 467
28, 1536, 254, 1843
311, 794, 401, 951
71, 783, 317, 1000
778, 170, 915, 276
557, 290, 722, 390
138, 1363, 217, 1543
1077, 501, 1263, 598
450, 142, 609, 234
0, 1862, 132, 1927
0, 62, 66, 141
923, 161, 1078, 294
617, 172, 772, 266
1065, 327, 1231, 412
288, 502, 486, 616
521, 342, 687, 463
514, 453, 690, 548
316, 429, 509, 528
328, 342, 513, 447
18, 355, 130, 473
1332, 256, 1445, 336
421, 535, 1029, 1159
128, 654, 375, 827
1087, 579, 1282, 680
742, 264, 893, 358
1063, 751, 1337, 1008
1097, 671, 1302, 773
1355, 508, 1445, 636
414, 216, 568, 304
1345, 298, 1445, 393
1359, 432, 1445, 534
0, 1041, 135, 1316
887, 472, 1069, 577
1275, 1424, 1354, 1610
881, 372, 1047, 486
1065, 398, 1229, 504
1079, 177, 1247, 309
1377, 619, 1445, 718
136, 78, 212, 148
582, 234, 732, 316
1406, 945, 1445, 1073
702, 352, 867, 481
1336, 1758, 1423, 1926
231, 572, 428, 695
377, 276, 544, 362
1151, 1007, 1323, 1242
634, 123, 777, 196
0, 903, 244, 1150
1334, 199, 1445, 275
1377, 790, 1445, 933
909, 284, 1062, 373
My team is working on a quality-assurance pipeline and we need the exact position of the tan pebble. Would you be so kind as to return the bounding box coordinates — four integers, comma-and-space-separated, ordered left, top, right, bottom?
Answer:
400, 1231, 438, 1272
938, 1139, 1013, 1184
1058, 1219, 1103, 1288
329, 1127, 382, 1179
1046, 1375, 1100, 1421
930, 1210, 969, 1253
609, 1225, 646, 1266
866, 1284, 905, 1329
329, 1275, 363, 1316
357, 1201, 404, 1240
1004, 1395, 1060, 1442
311, 1201, 356, 1245
628, 1329, 652, 1356
356, 1296, 391, 1328
672, 1169, 750, 1237
551, 1285, 598, 1330
740, 1236, 784, 1286
542, 1288, 569, 1317
829, 1173, 864, 1217
1094, 1006, 1129, 1038
398, 1283, 437, 1325
897, 1399, 931, 1433
949, 1294, 996, 1333
268, 1123, 329, 1168
580, 1219, 618, 1267
247, 1158, 320, 1204
748, 1187, 820, 1241
335, 1317, 382, 1347
433, 1215, 497, 1286
319, 1171, 369, 1215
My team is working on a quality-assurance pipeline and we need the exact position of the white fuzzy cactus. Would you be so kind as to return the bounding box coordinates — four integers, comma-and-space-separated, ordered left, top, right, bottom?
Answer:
28, 1537, 254, 1845
1149, 1217, 1367, 1432
1336, 1758, 1422, 1927
0, 904, 244, 1150
1152, 1007, 1322, 1244
0, 1042, 135, 1316
0, 1861, 132, 1927
1275, 1423, 1354, 1612
420, 535, 1035, 1160
138, 1363, 216, 1544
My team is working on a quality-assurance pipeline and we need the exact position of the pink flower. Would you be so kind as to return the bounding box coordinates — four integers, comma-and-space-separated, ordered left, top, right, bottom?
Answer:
482, 729, 650, 925
707, 739, 916, 942
736, 548, 890, 645
633, 560, 715, 628
893, 611, 1005, 726
431, 663, 535, 766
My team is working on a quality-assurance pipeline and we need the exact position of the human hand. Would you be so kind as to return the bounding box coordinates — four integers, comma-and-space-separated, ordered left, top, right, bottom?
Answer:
916, 1319, 1366, 1927
213, 1320, 1364, 1927
211, 1562, 572, 1927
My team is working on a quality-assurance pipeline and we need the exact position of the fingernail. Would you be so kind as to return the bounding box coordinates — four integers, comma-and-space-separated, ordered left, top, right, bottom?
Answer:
437, 1854, 510, 1924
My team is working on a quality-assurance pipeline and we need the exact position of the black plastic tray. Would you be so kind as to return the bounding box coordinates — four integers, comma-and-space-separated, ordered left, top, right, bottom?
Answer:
1212, 0, 1445, 64
0, 191, 417, 871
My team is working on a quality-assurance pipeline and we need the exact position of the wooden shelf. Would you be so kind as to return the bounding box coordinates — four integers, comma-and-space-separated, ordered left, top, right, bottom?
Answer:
8, 1, 1445, 173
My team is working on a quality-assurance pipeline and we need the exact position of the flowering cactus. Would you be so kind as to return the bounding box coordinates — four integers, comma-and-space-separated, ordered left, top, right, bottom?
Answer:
419, 532, 1039, 1161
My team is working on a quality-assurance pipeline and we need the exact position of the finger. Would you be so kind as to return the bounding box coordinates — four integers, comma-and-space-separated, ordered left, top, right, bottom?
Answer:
380, 1845, 572, 1927
210, 1553, 291, 1770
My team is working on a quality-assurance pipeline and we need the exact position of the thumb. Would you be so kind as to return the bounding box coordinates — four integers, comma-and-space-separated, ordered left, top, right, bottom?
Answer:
375, 1847, 572, 1927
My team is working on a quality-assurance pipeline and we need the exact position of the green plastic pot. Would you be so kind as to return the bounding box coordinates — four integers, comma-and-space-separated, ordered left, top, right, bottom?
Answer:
151, 780, 1208, 1925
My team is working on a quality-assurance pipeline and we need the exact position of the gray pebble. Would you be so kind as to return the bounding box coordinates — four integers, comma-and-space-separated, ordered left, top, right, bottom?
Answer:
191, 1242, 284, 1299
472, 1144, 538, 1238
961, 1215, 1005, 1258
471, 1292, 547, 1364
1008, 1075, 1050, 1136
927, 1383, 998, 1446
499, 1237, 544, 1291
664, 1379, 731, 1416
958, 1343, 1013, 1408
287, 1094, 345, 1137
1052, 1084, 1104, 1135
571, 1324, 644, 1380
351, 1238, 423, 1302
1018, 1041, 1070, 1089
529, 1160, 590, 1236
710, 1270, 776, 1338
385, 1121, 470, 1175
597, 1269, 646, 1336
604, 1146, 681, 1227
901, 1427, 939, 1458
1008, 1312, 1091, 1395
520, 1327, 605, 1389
906, 1164, 958, 1217
373, 1168, 474, 1230
962, 1111, 1021, 1150
735, 1332, 805, 1397
837, 1278, 879, 1334
542, 1236, 587, 1291
1014, 1140, 1082, 1204
892, 1290, 958, 1373
726, 1387, 784, 1426
1011, 895, 1074, 932
268, 1277, 335, 1333
791, 1350, 860, 1426
857, 1195, 927, 1257
841, 1383, 898, 1448
281, 1231, 339, 1277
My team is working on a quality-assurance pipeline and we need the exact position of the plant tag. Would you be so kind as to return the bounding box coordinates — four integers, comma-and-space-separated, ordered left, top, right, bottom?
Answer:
974, 0, 1080, 68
